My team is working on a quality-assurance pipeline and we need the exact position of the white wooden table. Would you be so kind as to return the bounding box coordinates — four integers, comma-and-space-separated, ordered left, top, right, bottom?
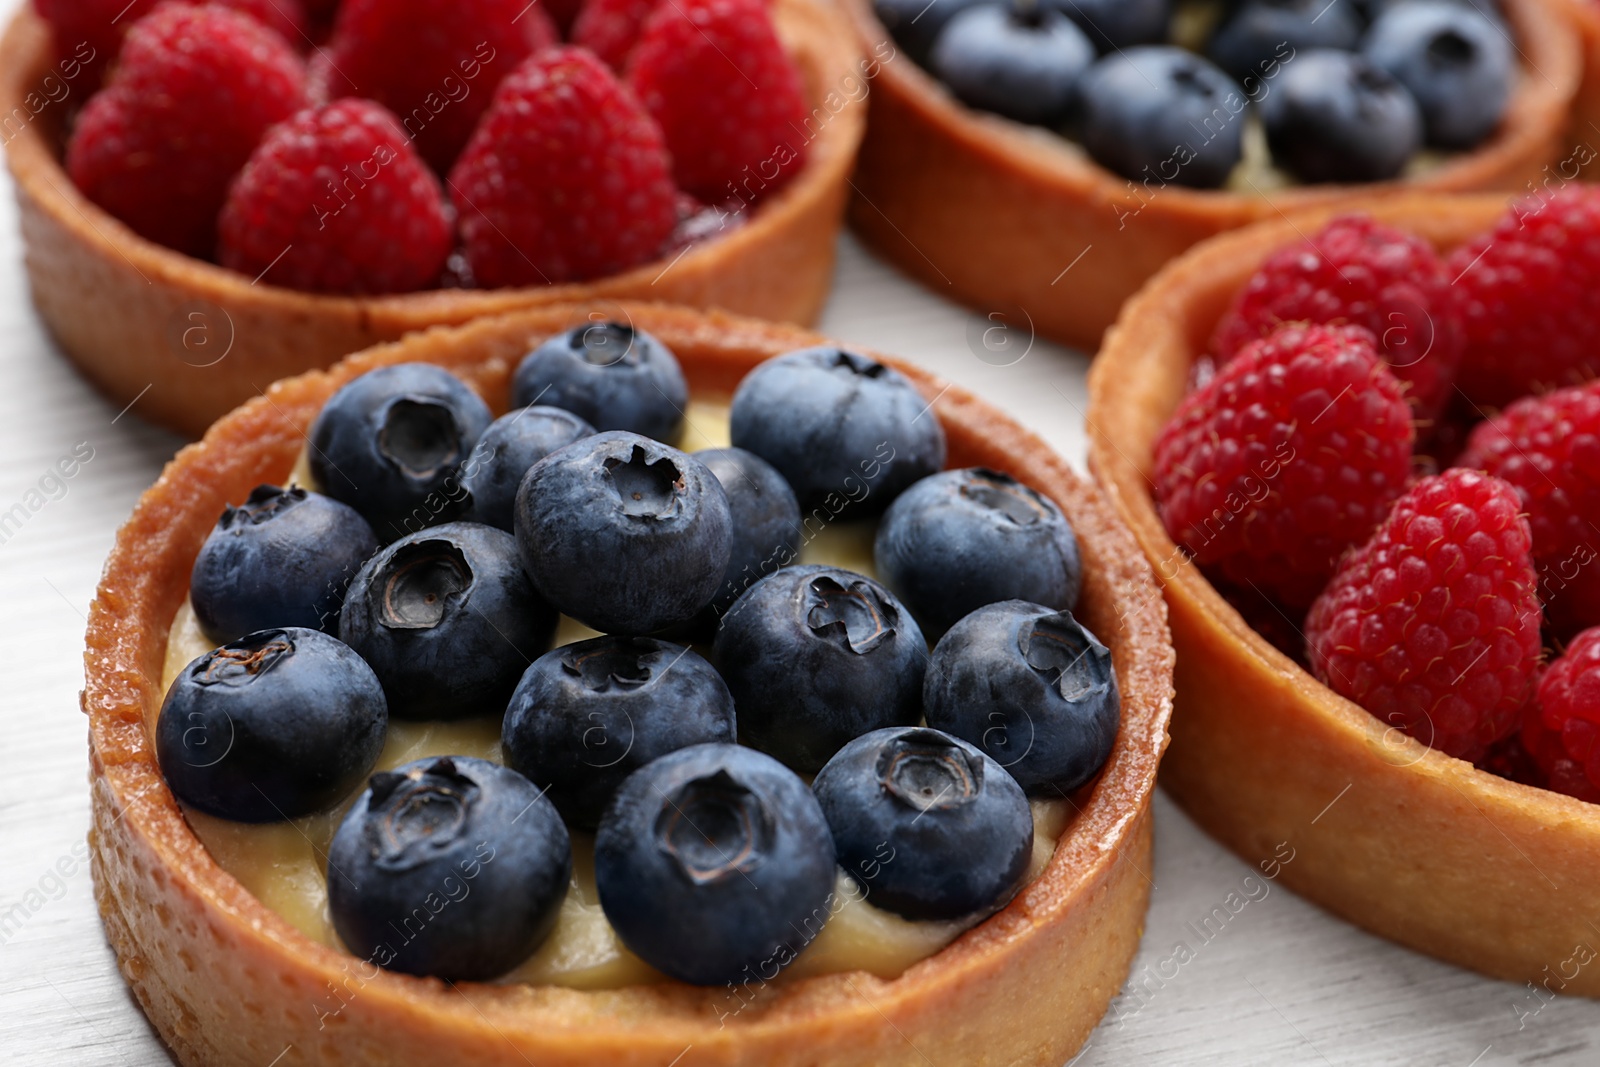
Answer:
2, 45, 1599, 1067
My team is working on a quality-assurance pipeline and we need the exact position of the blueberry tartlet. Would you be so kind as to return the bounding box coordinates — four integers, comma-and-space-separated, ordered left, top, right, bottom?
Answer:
845, 0, 1583, 351
1088, 192, 1600, 996
0, 0, 866, 437
86, 304, 1172, 1066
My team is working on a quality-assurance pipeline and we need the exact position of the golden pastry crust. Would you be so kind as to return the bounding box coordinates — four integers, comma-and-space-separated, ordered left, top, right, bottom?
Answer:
85, 303, 1176, 1066
0, 0, 865, 437
1087, 194, 1600, 996
843, 0, 1582, 352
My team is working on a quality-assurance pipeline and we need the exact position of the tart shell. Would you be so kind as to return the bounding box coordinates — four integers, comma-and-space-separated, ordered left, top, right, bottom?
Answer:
1086, 194, 1600, 995
85, 303, 1176, 1066
0, 0, 865, 438
843, 0, 1583, 353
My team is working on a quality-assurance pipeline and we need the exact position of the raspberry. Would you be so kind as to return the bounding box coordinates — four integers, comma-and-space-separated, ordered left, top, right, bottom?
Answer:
1211, 215, 1464, 421
1527, 629, 1600, 800
64, 3, 306, 257
320, 0, 557, 171
1153, 322, 1414, 610
36, 0, 307, 83
627, 0, 809, 205
573, 0, 662, 71
218, 100, 451, 295
1457, 381, 1600, 638
448, 47, 678, 288
1448, 186, 1600, 408
1306, 470, 1542, 761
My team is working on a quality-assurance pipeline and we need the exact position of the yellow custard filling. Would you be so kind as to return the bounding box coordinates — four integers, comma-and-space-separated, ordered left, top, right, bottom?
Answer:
162, 400, 1074, 988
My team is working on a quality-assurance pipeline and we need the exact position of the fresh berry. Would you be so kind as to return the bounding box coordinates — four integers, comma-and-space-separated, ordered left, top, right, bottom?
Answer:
460, 407, 596, 533
327, 757, 570, 980
156, 628, 387, 822
308, 364, 493, 541
930, 5, 1094, 128
64, 4, 306, 257
1478, 724, 1549, 792
1154, 322, 1414, 609
501, 636, 737, 829
1259, 49, 1422, 183
1076, 47, 1243, 189
190, 484, 378, 643
593, 743, 835, 986
572, 0, 662, 71
1305, 470, 1542, 761
1458, 382, 1600, 638
1525, 630, 1600, 800
875, 469, 1081, 636
510, 322, 688, 443
449, 48, 678, 287
339, 522, 558, 719
923, 601, 1118, 794
1362, 0, 1512, 149
218, 100, 451, 294
729, 347, 947, 517
319, 0, 557, 171
693, 447, 802, 623
36, 0, 307, 85
1044, 0, 1169, 52
1206, 0, 1360, 85
873, 0, 997, 65
1447, 187, 1600, 408
1210, 215, 1465, 420
627, 0, 810, 205
514, 432, 733, 634
714, 565, 928, 772
812, 727, 1033, 921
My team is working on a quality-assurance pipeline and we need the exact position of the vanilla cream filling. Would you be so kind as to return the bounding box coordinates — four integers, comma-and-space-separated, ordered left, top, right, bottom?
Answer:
162, 400, 1074, 988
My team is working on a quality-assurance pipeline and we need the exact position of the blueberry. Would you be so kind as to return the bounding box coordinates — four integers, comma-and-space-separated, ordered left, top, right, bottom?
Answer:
327, 756, 570, 981
593, 743, 835, 986
923, 601, 1119, 795
156, 628, 387, 822
1078, 47, 1244, 189
309, 364, 493, 542
694, 447, 802, 622
190, 484, 378, 643
874, 468, 1081, 636
460, 406, 596, 532
1362, 0, 1512, 148
339, 522, 556, 720
514, 431, 732, 635
511, 322, 688, 444
1206, 0, 1361, 85
1044, 0, 1170, 52
1260, 49, 1423, 183
713, 565, 927, 772
729, 347, 946, 518
874, 0, 998, 66
812, 726, 1032, 921
930, 5, 1095, 127
502, 636, 737, 829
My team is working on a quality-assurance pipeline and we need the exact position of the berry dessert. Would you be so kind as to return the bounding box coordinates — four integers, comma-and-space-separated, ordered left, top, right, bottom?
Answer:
86, 304, 1173, 1066
0, 0, 866, 434
844, 0, 1582, 350
1088, 192, 1600, 996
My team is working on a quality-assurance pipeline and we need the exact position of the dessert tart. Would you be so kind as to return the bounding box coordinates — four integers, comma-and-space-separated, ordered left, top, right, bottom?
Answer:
85, 303, 1175, 1065
843, 0, 1582, 352
0, 0, 864, 438
1085, 193, 1600, 994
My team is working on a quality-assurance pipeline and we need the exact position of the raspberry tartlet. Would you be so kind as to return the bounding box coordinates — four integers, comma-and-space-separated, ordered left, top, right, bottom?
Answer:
85, 304, 1175, 1065
0, 0, 865, 436
1087, 194, 1600, 994
844, 0, 1582, 352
